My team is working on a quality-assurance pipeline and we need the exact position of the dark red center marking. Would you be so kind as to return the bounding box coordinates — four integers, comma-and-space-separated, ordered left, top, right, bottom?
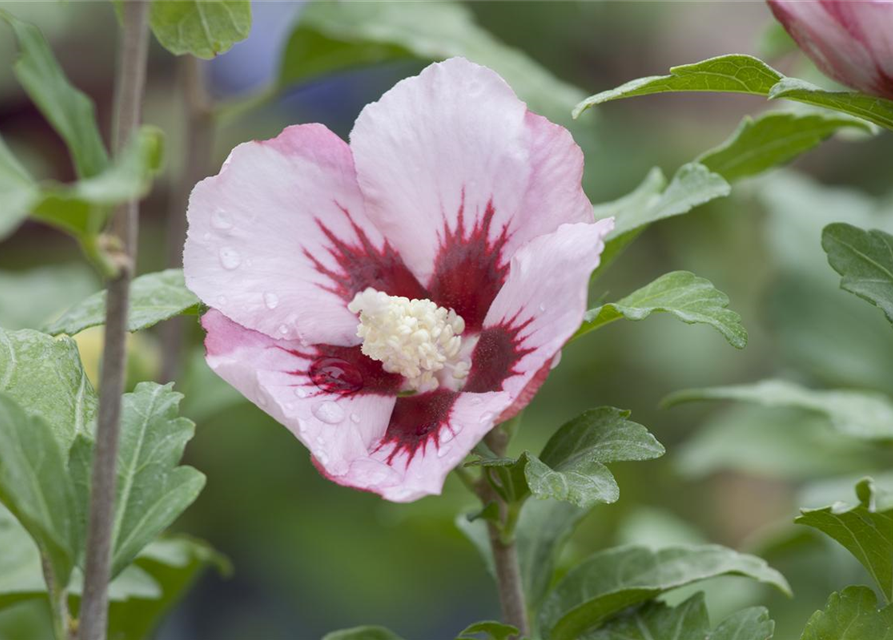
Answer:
280, 344, 402, 398
376, 389, 458, 465
306, 204, 428, 303
464, 315, 535, 394
428, 197, 511, 332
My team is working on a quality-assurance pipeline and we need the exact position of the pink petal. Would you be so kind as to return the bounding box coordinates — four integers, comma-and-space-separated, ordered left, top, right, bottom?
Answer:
203, 309, 513, 501
202, 309, 399, 481
769, 0, 893, 99
350, 58, 594, 329
184, 124, 425, 346
354, 390, 513, 502
466, 219, 615, 418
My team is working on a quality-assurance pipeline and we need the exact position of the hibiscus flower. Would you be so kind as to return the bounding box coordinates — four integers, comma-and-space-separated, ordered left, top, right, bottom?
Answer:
184, 57, 613, 502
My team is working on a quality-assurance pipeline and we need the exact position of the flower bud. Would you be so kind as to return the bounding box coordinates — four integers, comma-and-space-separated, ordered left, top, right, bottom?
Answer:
768, 0, 893, 100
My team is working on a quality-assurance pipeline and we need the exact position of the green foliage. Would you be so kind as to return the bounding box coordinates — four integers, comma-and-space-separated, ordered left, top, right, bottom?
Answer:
538, 544, 790, 640
276, 1, 584, 124
322, 627, 405, 640
468, 408, 663, 509
457, 499, 587, 610
575, 54, 893, 131
456, 621, 520, 640
69, 383, 205, 579
106, 536, 230, 640
822, 223, 893, 326
0, 327, 97, 450
592, 163, 730, 276
583, 592, 774, 640
665, 379, 893, 440
149, 0, 251, 59
0, 505, 45, 608
0, 394, 81, 593
576, 271, 747, 348
797, 479, 893, 602
800, 586, 893, 640
524, 408, 664, 508
0, 135, 38, 241
0, 10, 108, 178
697, 111, 872, 182
45, 269, 200, 336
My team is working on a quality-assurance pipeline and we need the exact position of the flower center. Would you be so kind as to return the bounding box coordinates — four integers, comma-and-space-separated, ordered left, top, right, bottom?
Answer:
348, 288, 471, 393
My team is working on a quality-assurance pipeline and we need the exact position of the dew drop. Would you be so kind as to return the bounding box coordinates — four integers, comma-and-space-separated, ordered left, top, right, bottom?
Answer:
350, 413, 360, 424
440, 429, 455, 444
278, 324, 289, 335
219, 246, 241, 270
264, 292, 279, 309
470, 396, 483, 406
437, 445, 452, 459
309, 357, 364, 395
211, 208, 233, 230
480, 412, 494, 424
316, 450, 329, 465
297, 418, 309, 434
257, 395, 268, 407
539, 302, 547, 312
202, 232, 212, 244
314, 401, 345, 424
294, 387, 308, 399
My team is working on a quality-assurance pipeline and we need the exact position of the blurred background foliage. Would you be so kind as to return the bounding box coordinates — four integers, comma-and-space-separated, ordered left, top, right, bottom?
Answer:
0, 2, 891, 639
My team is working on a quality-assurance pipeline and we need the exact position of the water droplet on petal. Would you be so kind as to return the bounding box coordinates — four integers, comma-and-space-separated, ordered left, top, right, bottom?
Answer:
309, 357, 364, 395
313, 401, 345, 425
539, 303, 547, 312
294, 387, 308, 399
440, 430, 454, 444
219, 246, 241, 270
437, 445, 452, 458
211, 208, 233, 230
278, 324, 289, 335
264, 292, 279, 309
480, 412, 494, 424
470, 396, 483, 406
257, 395, 268, 407
297, 418, 309, 434
350, 413, 360, 424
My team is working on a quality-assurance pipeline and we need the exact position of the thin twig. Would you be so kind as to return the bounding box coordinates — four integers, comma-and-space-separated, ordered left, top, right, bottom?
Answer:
160, 55, 214, 382
478, 426, 529, 637
77, 3, 150, 639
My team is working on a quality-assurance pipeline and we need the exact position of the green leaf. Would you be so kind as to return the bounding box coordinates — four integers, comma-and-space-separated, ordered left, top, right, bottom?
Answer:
45, 268, 200, 336
525, 407, 664, 509
457, 621, 520, 640
69, 383, 205, 579
585, 593, 775, 640
575, 271, 747, 348
0, 394, 80, 592
538, 544, 790, 640
0, 10, 108, 178
822, 223, 893, 326
30, 126, 164, 240
0, 264, 98, 331
593, 164, 730, 276
711, 606, 775, 640
697, 111, 872, 182
277, 2, 584, 124
583, 592, 709, 640
800, 586, 893, 640
107, 536, 230, 640
0, 135, 38, 241
149, 0, 251, 59
796, 479, 893, 602
0, 327, 97, 450
457, 499, 587, 610
664, 379, 893, 441
575, 54, 783, 117
0, 504, 45, 608
575, 54, 893, 131
322, 627, 405, 640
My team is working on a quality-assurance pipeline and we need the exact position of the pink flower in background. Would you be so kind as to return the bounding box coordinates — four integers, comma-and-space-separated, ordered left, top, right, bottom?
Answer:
768, 0, 893, 100
184, 58, 613, 502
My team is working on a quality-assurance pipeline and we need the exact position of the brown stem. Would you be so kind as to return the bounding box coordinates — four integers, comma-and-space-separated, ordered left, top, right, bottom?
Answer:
159, 55, 214, 383
479, 429, 529, 637
77, 3, 150, 639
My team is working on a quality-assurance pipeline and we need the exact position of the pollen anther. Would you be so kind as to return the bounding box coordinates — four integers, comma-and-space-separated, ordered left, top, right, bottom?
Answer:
348, 288, 470, 392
